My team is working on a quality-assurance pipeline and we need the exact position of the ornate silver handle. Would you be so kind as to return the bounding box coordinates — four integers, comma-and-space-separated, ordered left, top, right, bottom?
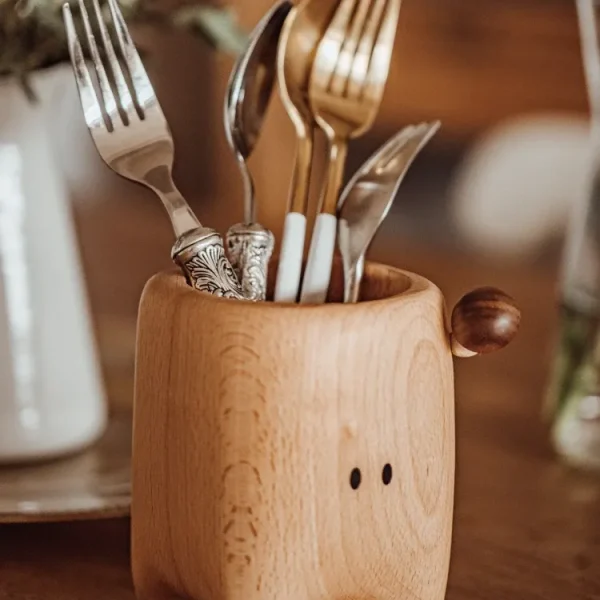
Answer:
226, 223, 275, 301
172, 228, 245, 299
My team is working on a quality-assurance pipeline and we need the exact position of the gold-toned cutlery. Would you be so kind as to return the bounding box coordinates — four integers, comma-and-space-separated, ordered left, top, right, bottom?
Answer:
338, 121, 440, 303
300, 0, 401, 304
224, 0, 292, 301
273, 0, 339, 303
63, 0, 243, 298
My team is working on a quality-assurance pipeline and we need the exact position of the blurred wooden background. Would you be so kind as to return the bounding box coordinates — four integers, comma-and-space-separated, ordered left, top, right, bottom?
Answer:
232, 0, 588, 140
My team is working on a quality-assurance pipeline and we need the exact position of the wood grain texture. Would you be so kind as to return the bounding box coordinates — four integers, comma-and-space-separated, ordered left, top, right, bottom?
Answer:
132, 262, 456, 600
3, 231, 600, 600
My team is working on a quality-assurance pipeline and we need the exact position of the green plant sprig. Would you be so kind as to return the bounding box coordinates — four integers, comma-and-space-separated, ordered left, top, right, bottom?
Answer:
0, 0, 247, 86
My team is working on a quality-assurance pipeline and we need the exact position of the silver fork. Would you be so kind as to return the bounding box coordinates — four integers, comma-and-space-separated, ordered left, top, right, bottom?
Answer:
62, 0, 244, 299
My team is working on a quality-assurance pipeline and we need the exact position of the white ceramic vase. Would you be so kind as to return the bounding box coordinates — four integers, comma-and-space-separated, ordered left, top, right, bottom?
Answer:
0, 65, 107, 464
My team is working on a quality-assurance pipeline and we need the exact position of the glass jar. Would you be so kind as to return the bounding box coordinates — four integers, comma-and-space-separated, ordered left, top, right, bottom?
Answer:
545, 0, 600, 469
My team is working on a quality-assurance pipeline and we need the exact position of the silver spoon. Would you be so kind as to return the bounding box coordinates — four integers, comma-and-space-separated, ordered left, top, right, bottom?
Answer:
224, 0, 293, 301
338, 121, 441, 303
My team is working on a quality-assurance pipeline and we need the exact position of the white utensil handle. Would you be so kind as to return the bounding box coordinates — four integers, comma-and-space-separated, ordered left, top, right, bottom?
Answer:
299, 213, 337, 305
274, 212, 307, 303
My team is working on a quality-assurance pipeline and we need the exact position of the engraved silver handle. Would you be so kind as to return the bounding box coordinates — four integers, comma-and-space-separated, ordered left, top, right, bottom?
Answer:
172, 228, 245, 299
226, 223, 275, 301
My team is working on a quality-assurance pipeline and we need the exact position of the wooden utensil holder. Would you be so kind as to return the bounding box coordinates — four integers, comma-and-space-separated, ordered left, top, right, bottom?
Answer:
132, 261, 512, 600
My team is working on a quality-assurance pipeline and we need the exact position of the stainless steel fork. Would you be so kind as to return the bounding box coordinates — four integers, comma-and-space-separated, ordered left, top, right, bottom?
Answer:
63, 0, 244, 299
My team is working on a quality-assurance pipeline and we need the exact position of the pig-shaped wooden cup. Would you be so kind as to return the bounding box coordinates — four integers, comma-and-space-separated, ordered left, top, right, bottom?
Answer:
132, 262, 520, 600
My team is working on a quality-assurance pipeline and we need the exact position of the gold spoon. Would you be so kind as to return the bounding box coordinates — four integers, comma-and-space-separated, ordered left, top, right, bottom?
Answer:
273, 0, 339, 303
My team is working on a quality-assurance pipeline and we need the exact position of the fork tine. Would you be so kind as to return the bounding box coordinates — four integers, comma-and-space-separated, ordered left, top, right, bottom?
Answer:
63, 2, 107, 130
77, 0, 120, 127
347, 0, 387, 100
90, 0, 138, 121
311, 0, 357, 94
363, 0, 401, 101
106, 0, 160, 116
330, 0, 372, 96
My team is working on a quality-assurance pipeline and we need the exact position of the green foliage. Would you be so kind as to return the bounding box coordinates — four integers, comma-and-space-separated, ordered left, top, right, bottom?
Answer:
0, 0, 247, 81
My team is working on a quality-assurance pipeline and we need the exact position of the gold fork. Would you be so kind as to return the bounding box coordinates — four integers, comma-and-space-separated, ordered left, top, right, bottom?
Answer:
299, 0, 401, 304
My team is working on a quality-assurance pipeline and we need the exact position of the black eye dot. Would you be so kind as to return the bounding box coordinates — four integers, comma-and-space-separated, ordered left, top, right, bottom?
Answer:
382, 463, 393, 485
350, 468, 362, 490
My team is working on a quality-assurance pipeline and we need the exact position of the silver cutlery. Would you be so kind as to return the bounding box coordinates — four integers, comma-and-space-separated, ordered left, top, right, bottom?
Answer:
224, 0, 291, 301
63, 0, 243, 299
338, 121, 440, 303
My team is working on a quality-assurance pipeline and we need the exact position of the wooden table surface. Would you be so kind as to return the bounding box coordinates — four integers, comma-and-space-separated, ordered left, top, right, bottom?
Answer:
0, 229, 599, 599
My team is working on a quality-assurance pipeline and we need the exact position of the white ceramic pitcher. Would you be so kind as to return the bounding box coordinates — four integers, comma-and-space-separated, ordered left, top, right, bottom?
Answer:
0, 66, 107, 464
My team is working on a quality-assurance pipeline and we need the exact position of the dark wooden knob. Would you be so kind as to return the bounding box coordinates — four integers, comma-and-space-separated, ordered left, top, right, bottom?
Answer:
451, 287, 521, 355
